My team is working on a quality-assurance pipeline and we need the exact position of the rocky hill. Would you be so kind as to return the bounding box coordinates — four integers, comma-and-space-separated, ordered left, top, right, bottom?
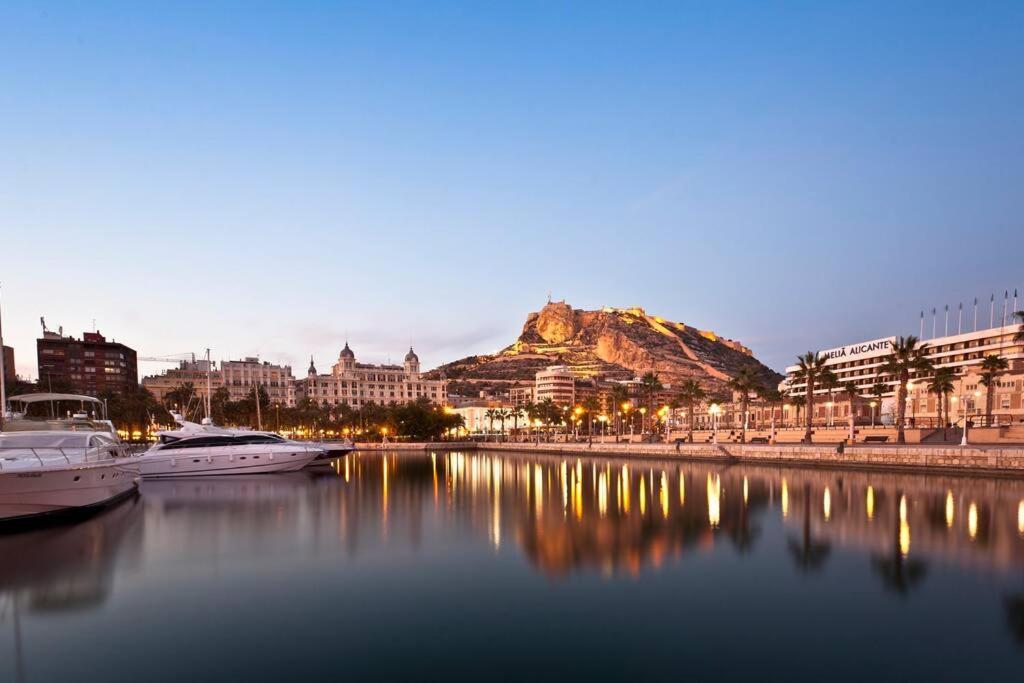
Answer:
428, 301, 782, 392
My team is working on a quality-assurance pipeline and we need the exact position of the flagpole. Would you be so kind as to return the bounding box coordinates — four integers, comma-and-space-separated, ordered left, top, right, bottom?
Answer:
919, 311, 924, 339
958, 302, 962, 335
990, 294, 995, 329
974, 297, 978, 332
944, 304, 949, 337
932, 308, 936, 339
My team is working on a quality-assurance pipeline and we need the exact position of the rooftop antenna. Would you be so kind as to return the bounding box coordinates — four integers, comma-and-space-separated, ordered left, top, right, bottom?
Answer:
931, 308, 936, 339
547, 290, 552, 303
973, 297, 978, 332
918, 310, 924, 338
957, 302, 962, 335
1002, 290, 1009, 327
990, 293, 995, 328
40, 316, 46, 334
944, 304, 949, 337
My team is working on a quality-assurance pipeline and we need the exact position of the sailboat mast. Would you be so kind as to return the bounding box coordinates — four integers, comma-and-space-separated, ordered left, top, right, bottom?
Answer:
205, 348, 212, 420
254, 380, 262, 431
0, 285, 7, 430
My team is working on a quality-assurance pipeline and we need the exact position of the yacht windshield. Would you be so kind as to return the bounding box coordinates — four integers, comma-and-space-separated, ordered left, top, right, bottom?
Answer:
0, 433, 91, 449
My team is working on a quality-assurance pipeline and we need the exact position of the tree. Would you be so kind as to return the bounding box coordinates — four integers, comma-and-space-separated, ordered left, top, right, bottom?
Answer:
675, 379, 706, 443
979, 354, 1009, 425
880, 336, 934, 444
819, 369, 839, 427
726, 368, 758, 443
639, 372, 663, 432
581, 395, 602, 436
842, 381, 860, 440
496, 408, 509, 436
870, 382, 887, 426
1015, 310, 1024, 343
484, 408, 497, 435
507, 406, 524, 434
759, 386, 783, 439
927, 368, 955, 432
608, 385, 630, 437
790, 394, 806, 426
791, 352, 829, 443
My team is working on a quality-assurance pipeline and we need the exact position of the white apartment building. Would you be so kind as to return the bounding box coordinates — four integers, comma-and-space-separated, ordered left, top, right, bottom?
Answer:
295, 343, 447, 407
535, 365, 576, 407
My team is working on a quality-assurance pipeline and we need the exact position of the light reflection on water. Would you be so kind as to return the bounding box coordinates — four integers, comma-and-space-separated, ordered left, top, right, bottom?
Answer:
2, 450, 1024, 681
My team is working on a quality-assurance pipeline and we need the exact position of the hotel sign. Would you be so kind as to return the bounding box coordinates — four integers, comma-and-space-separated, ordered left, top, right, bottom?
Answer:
818, 337, 896, 364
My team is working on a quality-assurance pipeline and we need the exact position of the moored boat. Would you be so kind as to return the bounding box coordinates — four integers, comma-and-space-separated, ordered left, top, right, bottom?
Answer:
137, 415, 325, 478
0, 394, 141, 525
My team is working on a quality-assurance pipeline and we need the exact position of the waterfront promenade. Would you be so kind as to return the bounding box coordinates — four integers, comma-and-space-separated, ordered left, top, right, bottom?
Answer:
355, 440, 1024, 476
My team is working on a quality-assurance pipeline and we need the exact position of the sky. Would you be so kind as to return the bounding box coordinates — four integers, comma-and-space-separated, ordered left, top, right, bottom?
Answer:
1, 1, 1022, 380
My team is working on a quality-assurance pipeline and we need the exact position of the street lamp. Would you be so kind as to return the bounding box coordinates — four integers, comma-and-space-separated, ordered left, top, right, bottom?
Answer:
709, 403, 721, 444
598, 414, 607, 438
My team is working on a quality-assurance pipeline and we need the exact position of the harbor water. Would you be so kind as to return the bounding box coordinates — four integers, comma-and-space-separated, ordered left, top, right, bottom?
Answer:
3, 450, 1024, 681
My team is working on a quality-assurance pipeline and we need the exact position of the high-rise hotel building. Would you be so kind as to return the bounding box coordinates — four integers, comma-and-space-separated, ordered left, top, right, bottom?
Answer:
782, 322, 1024, 424
295, 343, 447, 407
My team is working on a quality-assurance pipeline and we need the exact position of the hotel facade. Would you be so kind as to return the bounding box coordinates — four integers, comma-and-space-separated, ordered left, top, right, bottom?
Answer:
142, 357, 296, 406
781, 322, 1024, 426
295, 343, 447, 408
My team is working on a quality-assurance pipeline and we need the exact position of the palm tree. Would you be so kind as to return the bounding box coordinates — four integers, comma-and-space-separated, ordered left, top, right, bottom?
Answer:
508, 406, 524, 435
880, 336, 934, 444
791, 352, 829, 443
581, 396, 602, 436
496, 408, 509, 436
819, 368, 839, 428
870, 382, 887, 427
790, 394, 806, 427
927, 368, 955, 432
607, 385, 630, 438
484, 408, 497, 437
979, 354, 1009, 426
842, 381, 860, 441
759, 386, 783, 441
639, 372, 663, 432
726, 367, 758, 443
675, 379, 706, 443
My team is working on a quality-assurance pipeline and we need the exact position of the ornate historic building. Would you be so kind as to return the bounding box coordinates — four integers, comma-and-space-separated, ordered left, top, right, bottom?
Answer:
295, 343, 447, 408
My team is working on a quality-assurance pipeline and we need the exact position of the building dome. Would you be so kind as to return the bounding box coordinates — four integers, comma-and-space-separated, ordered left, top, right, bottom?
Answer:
307, 355, 317, 375
405, 346, 419, 363
339, 342, 355, 360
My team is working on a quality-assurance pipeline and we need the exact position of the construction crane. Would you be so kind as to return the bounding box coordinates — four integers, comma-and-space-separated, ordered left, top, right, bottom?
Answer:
138, 352, 197, 365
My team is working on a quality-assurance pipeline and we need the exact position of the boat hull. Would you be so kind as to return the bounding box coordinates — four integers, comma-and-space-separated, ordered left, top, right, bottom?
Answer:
139, 444, 322, 478
0, 459, 140, 523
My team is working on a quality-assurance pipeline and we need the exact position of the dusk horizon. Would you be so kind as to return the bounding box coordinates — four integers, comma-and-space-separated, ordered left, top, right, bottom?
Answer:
3, 1, 1023, 381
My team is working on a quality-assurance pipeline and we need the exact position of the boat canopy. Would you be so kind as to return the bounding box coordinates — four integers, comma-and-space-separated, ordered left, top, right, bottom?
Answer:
7, 393, 104, 405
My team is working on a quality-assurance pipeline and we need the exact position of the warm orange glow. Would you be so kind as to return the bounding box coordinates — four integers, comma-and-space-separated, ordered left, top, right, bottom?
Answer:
968, 502, 978, 539
781, 478, 789, 518
866, 486, 875, 521
707, 473, 721, 528
945, 490, 954, 528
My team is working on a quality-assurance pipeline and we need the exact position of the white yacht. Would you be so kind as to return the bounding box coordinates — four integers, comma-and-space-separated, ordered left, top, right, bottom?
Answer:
138, 415, 325, 478
0, 394, 141, 524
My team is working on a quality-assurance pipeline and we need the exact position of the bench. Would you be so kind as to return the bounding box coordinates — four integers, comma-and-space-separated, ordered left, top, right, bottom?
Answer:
749, 437, 769, 444
863, 435, 889, 444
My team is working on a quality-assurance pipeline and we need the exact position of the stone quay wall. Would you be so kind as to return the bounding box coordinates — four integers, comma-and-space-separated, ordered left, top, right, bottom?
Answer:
353, 441, 1024, 475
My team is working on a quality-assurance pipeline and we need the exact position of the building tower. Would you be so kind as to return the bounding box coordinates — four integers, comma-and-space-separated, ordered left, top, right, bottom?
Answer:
307, 355, 317, 377
404, 346, 420, 376
339, 342, 356, 373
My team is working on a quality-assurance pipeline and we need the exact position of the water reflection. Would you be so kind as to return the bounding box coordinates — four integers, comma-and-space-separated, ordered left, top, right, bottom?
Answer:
4, 452, 1024, 680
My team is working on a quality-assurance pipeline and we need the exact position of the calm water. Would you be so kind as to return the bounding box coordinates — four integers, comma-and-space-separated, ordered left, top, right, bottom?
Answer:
3, 451, 1024, 681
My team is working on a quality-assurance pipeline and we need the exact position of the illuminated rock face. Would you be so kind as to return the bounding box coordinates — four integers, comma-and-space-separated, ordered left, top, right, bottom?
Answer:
430, 301, 782, 389
535, 301, 578, 344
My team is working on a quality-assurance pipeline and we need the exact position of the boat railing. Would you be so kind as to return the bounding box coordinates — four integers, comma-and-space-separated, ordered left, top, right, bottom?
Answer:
0, 444, 126, 472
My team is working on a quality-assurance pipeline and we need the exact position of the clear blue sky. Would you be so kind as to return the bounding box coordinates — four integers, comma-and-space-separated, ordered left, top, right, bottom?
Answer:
2, 1, 1022, 380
